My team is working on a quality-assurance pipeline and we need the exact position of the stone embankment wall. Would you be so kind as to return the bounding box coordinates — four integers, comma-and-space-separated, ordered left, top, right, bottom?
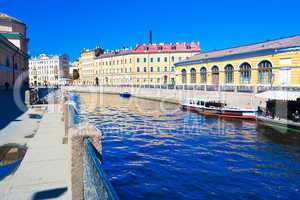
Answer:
66, 86, 264, 108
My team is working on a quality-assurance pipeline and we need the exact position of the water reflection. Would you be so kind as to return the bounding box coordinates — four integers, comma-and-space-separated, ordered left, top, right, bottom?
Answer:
73, 93, 300, 200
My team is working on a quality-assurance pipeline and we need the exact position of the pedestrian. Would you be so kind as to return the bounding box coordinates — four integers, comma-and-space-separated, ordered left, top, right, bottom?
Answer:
4, 82, 9, 91
293, 110, 300, 122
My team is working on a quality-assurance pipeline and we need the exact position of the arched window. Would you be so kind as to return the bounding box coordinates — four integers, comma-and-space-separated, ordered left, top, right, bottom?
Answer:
181, 69, 187, 84
200, 67, 207, 83
211, 66, 219, 85
239, 63, 251, 84
224, 64, 234, 84
258, 60, 272, 84
190, 68, 196, 83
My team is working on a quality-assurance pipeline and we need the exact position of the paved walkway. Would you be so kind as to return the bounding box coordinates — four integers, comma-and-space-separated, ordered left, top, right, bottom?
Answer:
2, 105, 70, 200
0, 108, 42, 147
0, 89, 26, 130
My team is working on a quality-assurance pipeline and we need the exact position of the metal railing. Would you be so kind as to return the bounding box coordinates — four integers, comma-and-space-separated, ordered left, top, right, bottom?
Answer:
67, 84, 300, 94
83, 138, 119, 200
65, 96, 119, 200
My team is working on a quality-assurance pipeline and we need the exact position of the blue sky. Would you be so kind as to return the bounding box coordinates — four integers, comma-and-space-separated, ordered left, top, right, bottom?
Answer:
1, 0, 300, 61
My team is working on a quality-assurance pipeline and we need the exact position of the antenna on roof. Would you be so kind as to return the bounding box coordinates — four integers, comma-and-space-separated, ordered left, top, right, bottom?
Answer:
149, 30, 153, 44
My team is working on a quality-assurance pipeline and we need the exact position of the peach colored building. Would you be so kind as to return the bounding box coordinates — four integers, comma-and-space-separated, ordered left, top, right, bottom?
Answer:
0, 13, 29, 89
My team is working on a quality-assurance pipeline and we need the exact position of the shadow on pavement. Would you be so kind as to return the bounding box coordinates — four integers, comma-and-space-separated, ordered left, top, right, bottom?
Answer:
0, 89, 27, 130
32, 187, 68, 200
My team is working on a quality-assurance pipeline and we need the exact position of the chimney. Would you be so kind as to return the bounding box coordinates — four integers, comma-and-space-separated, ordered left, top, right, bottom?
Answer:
149, 30, 153, 44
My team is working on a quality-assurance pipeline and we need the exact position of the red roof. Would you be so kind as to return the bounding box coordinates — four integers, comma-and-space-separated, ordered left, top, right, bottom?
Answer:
94, 42, 200, 59
132, 42, 200, 53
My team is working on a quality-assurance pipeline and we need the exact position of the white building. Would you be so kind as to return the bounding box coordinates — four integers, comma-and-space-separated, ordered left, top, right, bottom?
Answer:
29, 54, 69, 86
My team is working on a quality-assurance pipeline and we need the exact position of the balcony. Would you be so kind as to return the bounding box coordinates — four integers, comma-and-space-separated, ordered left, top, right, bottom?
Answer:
220, 85, 235, 92
237, 85, 254, 93
206, 85, 219, 91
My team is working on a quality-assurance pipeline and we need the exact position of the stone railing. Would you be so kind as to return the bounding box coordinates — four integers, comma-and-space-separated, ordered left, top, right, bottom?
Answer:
65, 100, 119, 200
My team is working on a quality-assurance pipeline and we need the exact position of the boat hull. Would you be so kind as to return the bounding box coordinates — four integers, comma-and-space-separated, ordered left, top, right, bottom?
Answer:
182, 105, 256, 120
119, 92, 131, 98
257, 116, 300, 134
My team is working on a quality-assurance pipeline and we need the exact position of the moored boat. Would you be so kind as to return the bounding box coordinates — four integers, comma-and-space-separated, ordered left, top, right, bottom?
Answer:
181, 98, 257, 120
119, 92, 131, 98
255, 90, 300, 134
257, 115, 300, 134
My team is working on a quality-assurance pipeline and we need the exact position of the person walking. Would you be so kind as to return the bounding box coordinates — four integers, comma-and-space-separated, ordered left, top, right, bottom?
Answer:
4, 82, 9, 91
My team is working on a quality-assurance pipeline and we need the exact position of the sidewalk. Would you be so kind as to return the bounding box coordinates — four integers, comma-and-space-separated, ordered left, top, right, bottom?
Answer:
2, 105, 70, 200
0, 89, 26, 130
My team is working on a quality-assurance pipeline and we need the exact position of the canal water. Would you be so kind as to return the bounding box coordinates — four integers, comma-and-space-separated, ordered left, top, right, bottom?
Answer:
72, 93, 300, 200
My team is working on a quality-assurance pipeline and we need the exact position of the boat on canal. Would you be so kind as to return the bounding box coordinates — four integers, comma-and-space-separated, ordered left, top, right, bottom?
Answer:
119, 92, 131, 98
256, 90, 300, 134
181, 98, 257, 120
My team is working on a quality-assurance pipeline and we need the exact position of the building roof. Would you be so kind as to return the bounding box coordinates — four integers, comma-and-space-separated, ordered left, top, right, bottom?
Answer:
175, 35, 300, 66
0, 13, 24, 25
132, 42, 200, 53
256, 91, 300, 101
90, 42, 200, 59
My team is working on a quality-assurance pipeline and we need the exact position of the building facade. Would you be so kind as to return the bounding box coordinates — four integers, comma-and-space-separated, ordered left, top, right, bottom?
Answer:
78, 42, 200, 86
29, 54, 70, 86
78, 48, 98, 85
175, 36, 300, 92
69, 61, 79, 79
0, 13, 29, 88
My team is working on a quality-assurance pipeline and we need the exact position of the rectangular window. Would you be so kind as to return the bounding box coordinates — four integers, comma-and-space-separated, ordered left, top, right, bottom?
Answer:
144, 58, 147, 63
150, 58, 154, 62
164, 57, 167, 62
137, 58, 140, 63
157, 57, 160, 62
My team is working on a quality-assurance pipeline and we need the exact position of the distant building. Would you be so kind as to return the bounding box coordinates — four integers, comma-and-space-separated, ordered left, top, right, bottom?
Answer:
78, 48, 99, 85
175, 35, 300, 89
78, 42, 200, 86
29, 54, 70, 86
69, 60, 79, 79
0, 13, 29, 89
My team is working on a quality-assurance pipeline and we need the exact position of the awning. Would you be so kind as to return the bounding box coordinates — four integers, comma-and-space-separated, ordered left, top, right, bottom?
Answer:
256, 90, 300, 101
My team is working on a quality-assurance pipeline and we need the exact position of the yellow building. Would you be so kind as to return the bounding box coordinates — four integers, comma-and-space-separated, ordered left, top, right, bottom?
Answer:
175, 35, 300, 92
78, 42, 200, 86
78, 48, 98, 85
